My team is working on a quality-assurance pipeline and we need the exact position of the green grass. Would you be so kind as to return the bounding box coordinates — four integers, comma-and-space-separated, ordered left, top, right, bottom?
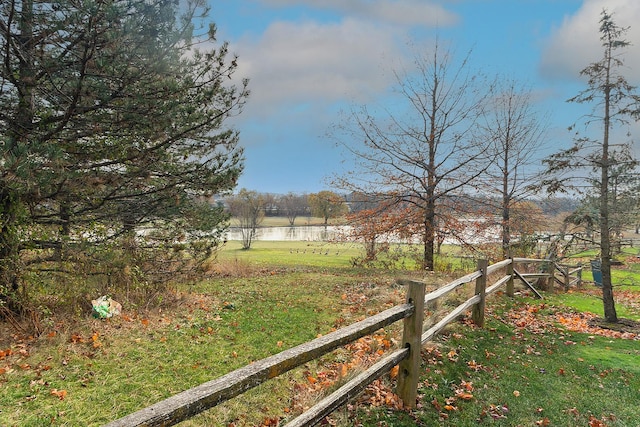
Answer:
547, 291, 640, 321
355, 297, 640, 426
581, 265, 640, 290
219, 239, 477, 272
612, 268, 640, 289
218, 240, 362, 268
0, 270, 362, 426
1, 241, 640, 426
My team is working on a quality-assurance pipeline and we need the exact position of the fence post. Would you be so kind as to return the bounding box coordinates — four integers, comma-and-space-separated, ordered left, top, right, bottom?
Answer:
506, 257, 514, 297
397, 280, 425, 408
577, 265, 582, 287
472, 259, 488, 327
563, 266, 569, 289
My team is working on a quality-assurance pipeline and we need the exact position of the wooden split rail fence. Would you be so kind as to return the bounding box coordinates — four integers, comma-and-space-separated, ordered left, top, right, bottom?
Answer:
104, 258, 582, 427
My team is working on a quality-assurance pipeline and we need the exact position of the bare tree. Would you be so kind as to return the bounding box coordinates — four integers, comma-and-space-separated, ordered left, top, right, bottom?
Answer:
227, 189, 265, 250
478, 79, 550, 258
308, 191, 348, 225
278, 193, 308, 226
333, 40, 494, 270
542, 10, 640, 323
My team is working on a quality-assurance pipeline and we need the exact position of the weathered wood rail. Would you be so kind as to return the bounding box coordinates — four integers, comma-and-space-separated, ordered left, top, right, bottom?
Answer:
512, 257, 582, 295
103, 257, 582, 427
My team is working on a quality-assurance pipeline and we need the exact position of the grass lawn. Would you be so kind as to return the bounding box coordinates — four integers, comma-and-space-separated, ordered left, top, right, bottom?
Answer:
0, 241, 639, 426
217, 240, 363, 269
353, 295, 640, 426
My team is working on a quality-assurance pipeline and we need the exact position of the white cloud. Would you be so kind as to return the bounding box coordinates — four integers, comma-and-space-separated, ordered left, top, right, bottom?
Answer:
540, 0, 640, 83
224, 1, 461, 126
257, 0, 459, 27
233, 18, 408, 120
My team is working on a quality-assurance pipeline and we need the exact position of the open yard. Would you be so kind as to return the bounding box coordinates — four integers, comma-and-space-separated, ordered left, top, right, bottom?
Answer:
0, 241, 639, 426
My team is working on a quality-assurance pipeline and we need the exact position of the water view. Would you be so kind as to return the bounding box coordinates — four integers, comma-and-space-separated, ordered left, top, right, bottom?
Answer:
225, 223, 503, 244
225, 225, 344, 242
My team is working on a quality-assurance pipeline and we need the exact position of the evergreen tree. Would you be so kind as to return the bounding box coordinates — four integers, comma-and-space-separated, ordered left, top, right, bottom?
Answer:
543, 10, 640, 322
0, 0, 248, 307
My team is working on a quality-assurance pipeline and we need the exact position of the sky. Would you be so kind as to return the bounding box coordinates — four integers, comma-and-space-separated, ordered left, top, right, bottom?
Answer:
211, 0, 640, 195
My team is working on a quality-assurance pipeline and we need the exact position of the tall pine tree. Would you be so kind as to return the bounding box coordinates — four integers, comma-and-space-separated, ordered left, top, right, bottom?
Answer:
0, 0, 248, 307
543, 10, 640, 322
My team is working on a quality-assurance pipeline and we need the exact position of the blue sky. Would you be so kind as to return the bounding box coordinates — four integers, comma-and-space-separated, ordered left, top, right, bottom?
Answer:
212, 0, 640, 194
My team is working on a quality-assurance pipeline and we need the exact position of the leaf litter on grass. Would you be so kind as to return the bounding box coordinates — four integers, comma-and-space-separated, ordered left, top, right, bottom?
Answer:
3, 267, 639, 426
346, 292, 640, 427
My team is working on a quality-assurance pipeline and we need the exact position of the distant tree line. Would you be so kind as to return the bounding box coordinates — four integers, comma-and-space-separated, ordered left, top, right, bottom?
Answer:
223, 187, 586, 255
224, 190, 350, 249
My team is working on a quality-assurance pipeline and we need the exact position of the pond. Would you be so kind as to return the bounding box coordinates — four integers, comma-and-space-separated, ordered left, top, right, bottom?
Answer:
225, 225, 345, 242
224, 223, 503, 244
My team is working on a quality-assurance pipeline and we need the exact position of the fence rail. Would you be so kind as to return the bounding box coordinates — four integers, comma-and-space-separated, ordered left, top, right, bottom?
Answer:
513, 257, 582, 292
103, 257, 582, 427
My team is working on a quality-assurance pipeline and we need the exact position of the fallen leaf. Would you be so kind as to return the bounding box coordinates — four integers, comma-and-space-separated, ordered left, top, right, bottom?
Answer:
588, 415, 606, 427
467, 360, 483, 371
50, 389, 67, 400
456, 391, 474, 400
389, 365, 399, 379
431, 398, 441, 411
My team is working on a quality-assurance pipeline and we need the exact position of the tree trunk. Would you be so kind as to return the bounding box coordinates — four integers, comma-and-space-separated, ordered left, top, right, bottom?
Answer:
600, 60, 618, 323
423, 199, 435, 271
0, 0, 34, 306
0, 190, 20, 298
502, 148, 511, 259
54, 202, 71, 261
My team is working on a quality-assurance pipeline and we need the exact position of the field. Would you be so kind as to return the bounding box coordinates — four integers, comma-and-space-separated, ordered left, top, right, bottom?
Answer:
0, 239, 639, 426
